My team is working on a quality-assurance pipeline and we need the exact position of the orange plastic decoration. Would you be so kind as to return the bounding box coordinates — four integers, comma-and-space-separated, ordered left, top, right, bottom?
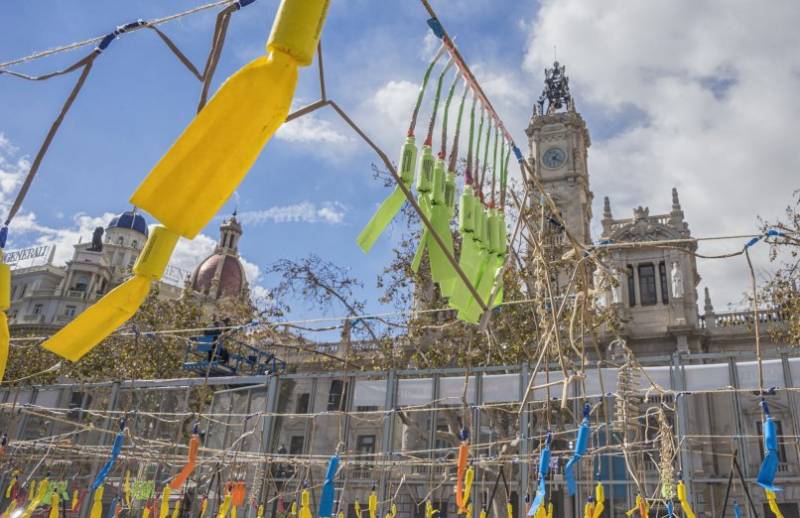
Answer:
169, 433, 200, 490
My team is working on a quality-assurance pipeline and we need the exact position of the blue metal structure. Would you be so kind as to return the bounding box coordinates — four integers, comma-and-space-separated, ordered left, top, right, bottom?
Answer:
182, 335, 284, 377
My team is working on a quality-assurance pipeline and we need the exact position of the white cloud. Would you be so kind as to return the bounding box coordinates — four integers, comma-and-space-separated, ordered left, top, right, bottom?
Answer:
276, 113, 348, 144
236, 201, 347, 226
523, 0, 800, 306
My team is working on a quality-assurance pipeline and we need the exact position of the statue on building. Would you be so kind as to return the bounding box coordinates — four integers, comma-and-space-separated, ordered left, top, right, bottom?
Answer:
671, 262, 684, 299
535, 61, 573, 115
88, 227, 104, 252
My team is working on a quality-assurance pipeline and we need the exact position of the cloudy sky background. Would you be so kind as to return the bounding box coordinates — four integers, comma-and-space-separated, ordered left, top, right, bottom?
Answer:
1, 0, 798, 320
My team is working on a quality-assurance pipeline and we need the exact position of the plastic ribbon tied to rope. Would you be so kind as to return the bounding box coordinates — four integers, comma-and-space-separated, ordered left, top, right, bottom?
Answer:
565, 403, 591, 496
677, 480, 695, 518
19, 478, 49, 518
766, 490, 785, 518
368, 487, 378, 518
90, 486, 104, 518
624, 495, 648, 517
583, 482, 604, 518
666, 501, 674, 518
527, 432, 551, 517
757, 399, 781, 492
298, 489, 312, 518
170, 426, 200, 490
734, 502, 742, 518
455, 429, 473, 514
91, 419, 125, 492
40, 0, 331, 362
318, 454, 339, 518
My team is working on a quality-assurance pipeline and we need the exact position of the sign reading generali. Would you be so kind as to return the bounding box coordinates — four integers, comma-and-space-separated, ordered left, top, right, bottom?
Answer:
5, 245, 55, 269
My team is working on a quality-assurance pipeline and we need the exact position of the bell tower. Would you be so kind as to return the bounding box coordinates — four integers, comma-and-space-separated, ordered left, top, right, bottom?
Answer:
525, 61, 593, 245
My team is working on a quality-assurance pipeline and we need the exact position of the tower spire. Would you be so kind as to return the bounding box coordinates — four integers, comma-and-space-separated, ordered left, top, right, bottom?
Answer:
535, 60, 574, 116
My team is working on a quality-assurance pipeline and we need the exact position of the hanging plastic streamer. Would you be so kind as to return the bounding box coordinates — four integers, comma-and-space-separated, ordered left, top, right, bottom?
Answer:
666, 501, 674, 518
734, 502, 742, 518
678, 480, 695, 518
318, 455, 339, 518
449, 97, 480, 321
41, 0, 331, 361
5, 469, 18, 499
425, 500, 438, 518
766, 490, 784, 518
124, 471, 132, 507
527, 433, 551, 517
170, 426, 200, 490
200, 497, 209, 518
658, 409, 676, 500
257, 505, 265, 518
455, 429, 471, 513
20, 479, 49, 518
171, 498, 181, 518
357, 45, 446, 252
355, 500, 362, 518
218, 492, 232, 518
71, 489, 79, 511
583, 482, 604, 518
413, 74, 461, 294
411, 57, 454, 279
109, 496, 118, 518
624, 495, 648, 517
89, 486, 104, 518
143, 501, 152, 518
757, 400, 781, 492
48, 493, 60, 518
565, 404, 591, 496
368, 488, 377, 518
160, 485, 171, 518
91, 419, 125, 492
299, 489, 311, 518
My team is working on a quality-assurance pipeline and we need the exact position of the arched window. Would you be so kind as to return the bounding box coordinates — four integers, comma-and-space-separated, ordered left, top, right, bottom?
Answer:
117, 236, 124, 245
132, 240, 138, 249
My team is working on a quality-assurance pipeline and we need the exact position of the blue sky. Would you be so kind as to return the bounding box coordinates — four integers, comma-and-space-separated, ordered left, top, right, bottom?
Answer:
2, 0, 799, 320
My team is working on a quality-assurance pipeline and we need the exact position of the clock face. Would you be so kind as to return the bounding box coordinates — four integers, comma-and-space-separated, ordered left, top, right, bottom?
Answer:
542, 147, 567, 169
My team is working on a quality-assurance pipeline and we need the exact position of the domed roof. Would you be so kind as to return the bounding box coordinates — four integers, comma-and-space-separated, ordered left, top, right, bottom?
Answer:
191, 253, 246, 299
107, 210, 149, 237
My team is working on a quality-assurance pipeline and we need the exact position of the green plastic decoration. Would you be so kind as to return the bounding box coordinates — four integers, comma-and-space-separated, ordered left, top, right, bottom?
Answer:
356, 46, 447, 253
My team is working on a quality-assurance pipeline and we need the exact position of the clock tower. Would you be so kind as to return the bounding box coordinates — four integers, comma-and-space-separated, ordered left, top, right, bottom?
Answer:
525, 61, 593, 245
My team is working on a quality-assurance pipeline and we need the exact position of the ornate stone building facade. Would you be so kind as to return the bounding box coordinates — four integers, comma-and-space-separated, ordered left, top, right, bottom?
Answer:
8, 210, 185, 334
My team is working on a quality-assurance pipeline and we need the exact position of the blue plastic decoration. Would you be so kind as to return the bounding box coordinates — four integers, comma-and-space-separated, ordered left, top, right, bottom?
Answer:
733, 502, 741, 518
91, 419, 125, 492
756, 400, 781, 492
666, 501, 674, 517
109, 496, 118, 517
527, 433, 551, 517
565, 404, 591, 496
318, 454, 340, 518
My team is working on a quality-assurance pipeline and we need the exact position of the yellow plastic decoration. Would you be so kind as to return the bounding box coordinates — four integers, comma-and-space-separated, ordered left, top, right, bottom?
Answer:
160, 486, 172, 518
171, 499, 181, 518
42, 225, 178, 361
144, 504, 152, 518
0, 260, 9, 381
290, 502, 297, 517
391, 504, 397, 518
89, 486, 104, 518
368, 490, 377, 518
355, 500, 362, 518
677, 481, 695, 518
217, 493, 232, 518
130, 0, 330, 238
591, 483, 605, 518
71, 490, 79, 511
625, 494, 648, 517
1, 500, 18, 518
338, 512, 344, 518
200, 498, 209, 518
458, 467, 474, 514
49, 493, 60, 518
231, 505, 237, 518
20, 479, 48, 518
479, 508, 486, 518
767, 490, 784, 518
28, 480, 37, 502
257, 505, 265, 518
506, 501, 513, 518
124, 471, 132, 507
5, 470, 18, 499
299, 490, 311, 518
425, 501, 438, 518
